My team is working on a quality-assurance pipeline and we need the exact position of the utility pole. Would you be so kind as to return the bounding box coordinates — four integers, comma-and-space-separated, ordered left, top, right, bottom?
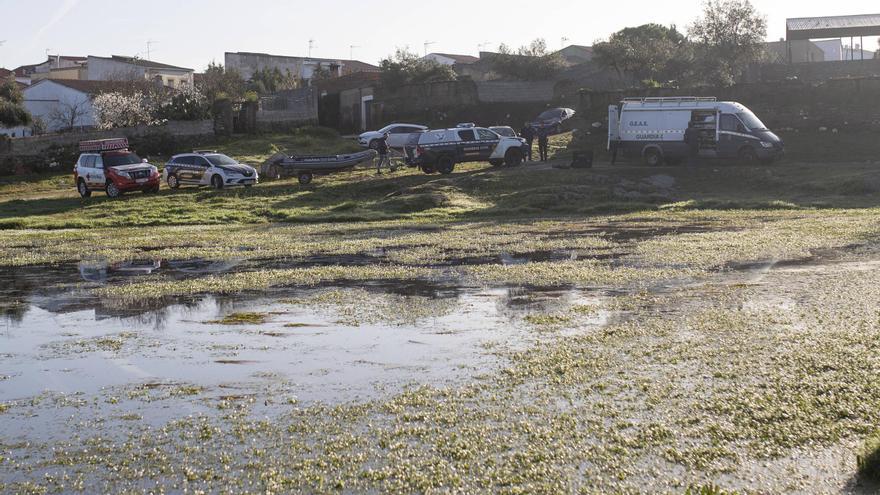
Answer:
350, 45, 360, 60
146, 40, 158, 60
424, 41, 436, 57
308, 39, 315, 58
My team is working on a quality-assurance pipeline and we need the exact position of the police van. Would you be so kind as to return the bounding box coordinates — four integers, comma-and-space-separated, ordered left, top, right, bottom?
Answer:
411, 127, 528, 174
608, 97, 784, 166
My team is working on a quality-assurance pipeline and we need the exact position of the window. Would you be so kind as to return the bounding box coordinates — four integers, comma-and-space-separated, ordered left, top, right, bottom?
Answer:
736, 111, 767, 131
175, 156, 195, 166
458, 130, 476, 142
206, 155, 238, 166
477, 129, 499, 141
103, 152, 142, 167
720, 114, 740, 132
193, 156, 211, 167
82, 155, 96, 167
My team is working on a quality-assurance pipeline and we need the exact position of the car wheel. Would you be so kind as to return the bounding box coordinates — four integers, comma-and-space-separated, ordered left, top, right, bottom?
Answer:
298, 172, 313, 185
436, 156, 455, 175
211, 174, 224, 189
504, 149, 523, 167
167, 174, 180, 189
77, 179, 91, 198
368, 140, 379, 150
739, 147, 758, 164
421, 164, 436, 175
106, 181, 122, 198
489, 159, 504, 167
644, 148, 664, 167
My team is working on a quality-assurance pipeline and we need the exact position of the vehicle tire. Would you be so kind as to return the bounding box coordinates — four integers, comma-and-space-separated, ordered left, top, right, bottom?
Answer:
504, 149, 523, 168
489, 159, 504, 167
167, 174, 180, 189
368, 140, 379, 150
739, 147, 758, 164
436, 156, 455, 175
211, 174, 224, 190
77, 179, 91, 198
421, 164, 436, 175
298, 172, 313, 185
644, 148, 664, 167
106, 181, 122, 198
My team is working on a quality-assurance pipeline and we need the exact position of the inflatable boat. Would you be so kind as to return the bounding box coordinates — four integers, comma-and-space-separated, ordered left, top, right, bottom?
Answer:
262, 150, 378, 185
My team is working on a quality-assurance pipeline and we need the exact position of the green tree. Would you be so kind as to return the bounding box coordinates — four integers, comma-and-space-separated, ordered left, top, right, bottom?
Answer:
198, 62, 246, 102
491, 39, 565, 81
0, 76, 31, 128
593, 24, 692, 86
379, 49, 457, 89
247, 67, 299, 95
688, 0, 768, 86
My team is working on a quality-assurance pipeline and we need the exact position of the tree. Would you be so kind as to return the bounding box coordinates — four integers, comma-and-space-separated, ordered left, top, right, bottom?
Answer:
198, 62, 246, 102
593, 24, 692, 85
311, 64, 334, 83
689, 0, 768, 85
157, 84, 210, 121
491, 39, 565, 81
46, 97, 90, 131
92, 92, 160, 129
0, 76, 31, 128
379, 48, 457, 89
247, 67, 299, 95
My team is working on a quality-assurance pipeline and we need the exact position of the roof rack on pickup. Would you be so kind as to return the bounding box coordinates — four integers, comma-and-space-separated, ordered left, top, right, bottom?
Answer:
79, 138, 129, 153
623, 96, 718, 105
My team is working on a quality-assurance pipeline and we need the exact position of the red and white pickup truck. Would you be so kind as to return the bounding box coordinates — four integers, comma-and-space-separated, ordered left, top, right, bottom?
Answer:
74, 138, 160, 198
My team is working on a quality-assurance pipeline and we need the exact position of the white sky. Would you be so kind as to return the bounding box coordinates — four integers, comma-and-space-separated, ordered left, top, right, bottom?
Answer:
1, 0, 879, 71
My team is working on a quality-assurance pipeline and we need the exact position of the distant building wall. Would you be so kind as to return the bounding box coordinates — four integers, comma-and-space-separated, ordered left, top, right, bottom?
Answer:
764, 40, 825, 64
22, 81, 96, 132
256, 87, 318, 129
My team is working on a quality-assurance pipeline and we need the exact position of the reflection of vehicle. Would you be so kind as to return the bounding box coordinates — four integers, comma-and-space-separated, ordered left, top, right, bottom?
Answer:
529, 108, 576, 135
607, 96, 785, 166
163, 152, 258, 190
411, 127, 528, 174
74, 138, 160, 198
78, 259, 162, 283
358, 124, 428, 150
490, 126, 518, 138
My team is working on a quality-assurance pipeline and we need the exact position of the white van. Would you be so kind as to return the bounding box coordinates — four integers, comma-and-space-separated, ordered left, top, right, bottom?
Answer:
608, 97, 784, 166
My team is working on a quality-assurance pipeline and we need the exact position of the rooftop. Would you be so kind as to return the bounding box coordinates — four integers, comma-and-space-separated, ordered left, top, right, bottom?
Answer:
787, 13, 880, 40
90, 55, 194, 72
24, 79, 147, 96
428, 53, 480, 65
226, 52, 379, 71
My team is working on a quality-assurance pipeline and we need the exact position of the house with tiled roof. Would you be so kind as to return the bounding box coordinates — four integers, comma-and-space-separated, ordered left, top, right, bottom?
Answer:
225, 52, 379, 86
87, 55, 194, 88
424, 53, 480, 66
13, 56, 88, 85
20, 79, 128, 132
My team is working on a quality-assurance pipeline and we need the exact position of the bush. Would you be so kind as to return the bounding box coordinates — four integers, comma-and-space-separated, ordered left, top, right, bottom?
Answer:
858, 433, 880, 482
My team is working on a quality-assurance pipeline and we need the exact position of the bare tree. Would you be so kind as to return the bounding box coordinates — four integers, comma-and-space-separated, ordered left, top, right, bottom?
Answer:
47, 97, 91, 131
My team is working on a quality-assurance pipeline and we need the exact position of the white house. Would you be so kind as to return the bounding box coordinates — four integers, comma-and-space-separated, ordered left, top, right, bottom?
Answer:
423, 53, 479, 66
20, 79, 117, 132
225, 52, 379, 84
87, 55, 194, 87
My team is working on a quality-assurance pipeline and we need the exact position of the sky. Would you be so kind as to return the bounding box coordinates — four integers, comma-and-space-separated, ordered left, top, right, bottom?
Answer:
1, 0, 879, 71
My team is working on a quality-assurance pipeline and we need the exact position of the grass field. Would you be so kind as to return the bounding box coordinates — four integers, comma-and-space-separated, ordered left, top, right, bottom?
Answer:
2, 129, 880, 493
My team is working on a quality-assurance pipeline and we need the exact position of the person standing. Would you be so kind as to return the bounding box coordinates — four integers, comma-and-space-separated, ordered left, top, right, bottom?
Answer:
375, 132, 394, 174
520, 124, 535, 162
683, 122, 699, 167
537, 127, 550, 162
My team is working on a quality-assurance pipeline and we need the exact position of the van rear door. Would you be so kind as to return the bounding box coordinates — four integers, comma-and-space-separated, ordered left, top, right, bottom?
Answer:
608, 105, 620, 150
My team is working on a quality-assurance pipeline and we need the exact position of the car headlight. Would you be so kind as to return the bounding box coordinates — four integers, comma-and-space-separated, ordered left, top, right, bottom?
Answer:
149, 166, 158, 175
760, 142, 774, 148
115, 170, 131, 179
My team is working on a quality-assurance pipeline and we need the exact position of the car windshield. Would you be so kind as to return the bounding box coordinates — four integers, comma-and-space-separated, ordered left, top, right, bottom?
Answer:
493, 128, 516, 137
103, 152, 143, 167
538, 109, 563, 120
737, 111, 768, 131
206, 155, 238, 166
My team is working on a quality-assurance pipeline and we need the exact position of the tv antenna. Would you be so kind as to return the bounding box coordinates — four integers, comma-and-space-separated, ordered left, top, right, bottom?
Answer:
308, 39, 316, 58
146, 40, 158, 60
561, 37, 570, 48
350, 45, 360, 60
424, 41, 436, 56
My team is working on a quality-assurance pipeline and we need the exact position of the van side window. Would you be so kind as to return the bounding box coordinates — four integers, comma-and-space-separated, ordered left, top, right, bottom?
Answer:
720, 114, 740, 132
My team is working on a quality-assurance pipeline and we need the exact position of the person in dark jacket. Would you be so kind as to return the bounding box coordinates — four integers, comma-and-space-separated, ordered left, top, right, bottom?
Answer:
537, 127, 550, 162
683, 123, 700, 166
375, 132, 395, 174
520, 124, 535, 161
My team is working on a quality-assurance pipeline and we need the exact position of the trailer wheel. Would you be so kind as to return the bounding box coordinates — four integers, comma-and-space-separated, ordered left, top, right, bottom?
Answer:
298, 172, 313, 185
436, 156, 455, 175
368, 140, 379, 150
739, 147, 758, 164
644, 148, 664, 167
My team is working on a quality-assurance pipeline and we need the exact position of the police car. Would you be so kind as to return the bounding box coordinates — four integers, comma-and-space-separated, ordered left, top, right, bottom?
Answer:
163, 151, 258, 190
411, 127, 528, 174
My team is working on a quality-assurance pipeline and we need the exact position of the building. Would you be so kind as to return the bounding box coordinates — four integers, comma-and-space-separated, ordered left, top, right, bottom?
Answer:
843, 44, 876, 60
12, 55, 87, 85
423, 53, 479, 67
21, 79, 126, 132
225, 52, 379, 85
764, 40, 826, 63
86, 55, 194, 87
0, 68, 11, 80
785, 14, 880, 63
315, 71, 381, 132
813, 39, 845, 61
556, 45, 594, 65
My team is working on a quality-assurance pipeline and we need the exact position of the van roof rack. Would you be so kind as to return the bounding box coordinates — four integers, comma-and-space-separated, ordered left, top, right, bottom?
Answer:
623, 96, 718, 104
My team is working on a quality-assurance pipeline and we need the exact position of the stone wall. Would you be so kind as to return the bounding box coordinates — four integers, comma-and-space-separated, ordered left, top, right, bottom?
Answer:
256, 88, 318, 131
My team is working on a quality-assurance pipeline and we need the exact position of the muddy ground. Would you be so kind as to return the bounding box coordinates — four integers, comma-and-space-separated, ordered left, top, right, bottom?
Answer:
2, 207, 880, 493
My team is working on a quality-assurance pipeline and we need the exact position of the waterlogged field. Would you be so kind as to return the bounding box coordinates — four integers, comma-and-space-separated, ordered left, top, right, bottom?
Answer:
2, 131, 880, 493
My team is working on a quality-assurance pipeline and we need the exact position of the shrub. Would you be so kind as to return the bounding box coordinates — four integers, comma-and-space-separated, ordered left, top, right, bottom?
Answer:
858, 433, 880, 482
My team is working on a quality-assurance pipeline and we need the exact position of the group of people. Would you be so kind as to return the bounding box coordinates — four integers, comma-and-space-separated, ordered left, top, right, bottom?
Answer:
519, 124, 551, 162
